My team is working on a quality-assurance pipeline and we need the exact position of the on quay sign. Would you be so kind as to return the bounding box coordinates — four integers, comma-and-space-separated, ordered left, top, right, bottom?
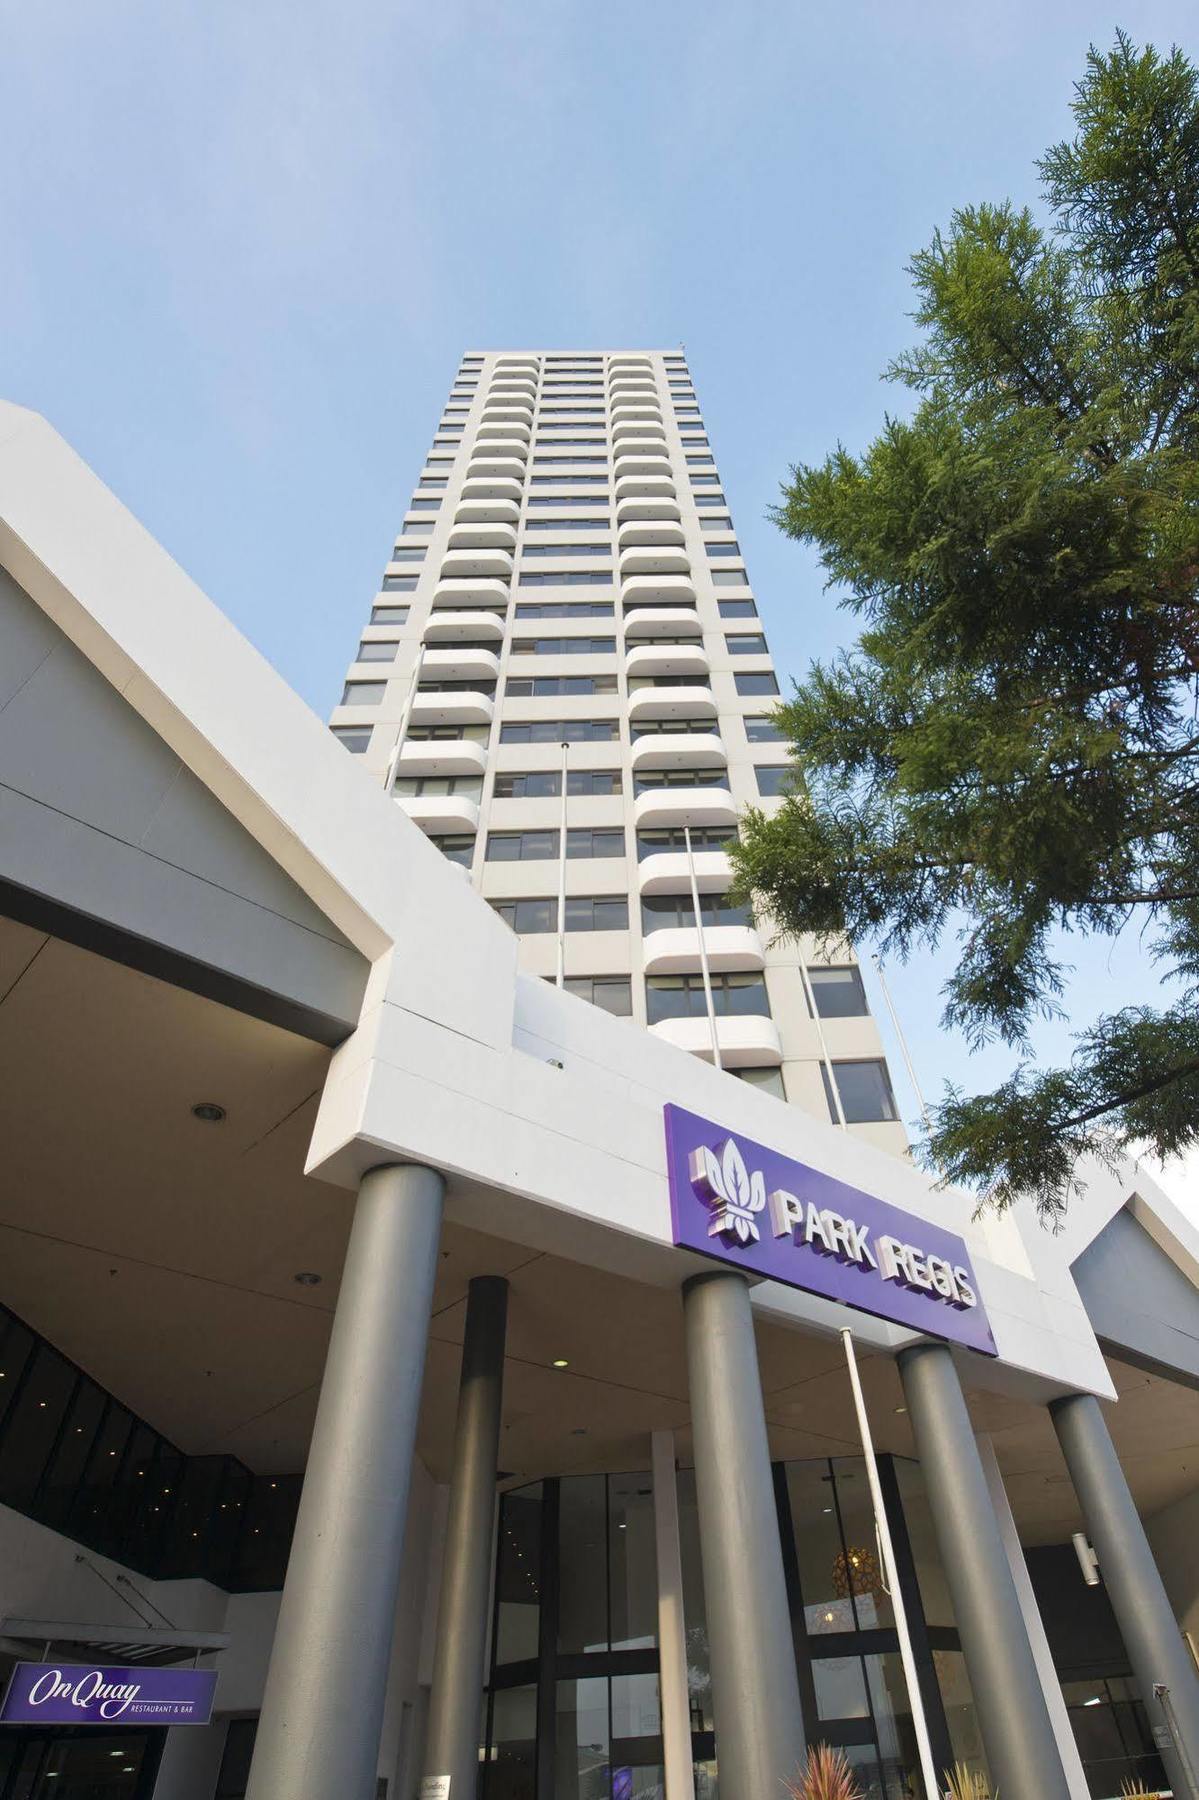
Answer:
0, 1662, 218, 1727
664, 1104, 996, 1356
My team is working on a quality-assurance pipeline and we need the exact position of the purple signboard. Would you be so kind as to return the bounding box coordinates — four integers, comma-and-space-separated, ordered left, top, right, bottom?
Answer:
665, 1104, 996, 1355
0, 1663, 218, 1727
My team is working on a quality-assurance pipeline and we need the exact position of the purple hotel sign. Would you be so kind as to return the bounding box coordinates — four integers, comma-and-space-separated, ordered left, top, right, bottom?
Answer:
0, 1663, 217, 1727
665, 1104, 996, 1355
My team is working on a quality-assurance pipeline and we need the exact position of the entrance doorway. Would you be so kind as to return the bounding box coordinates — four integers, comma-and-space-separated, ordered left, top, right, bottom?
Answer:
0, 1728, 163, 1800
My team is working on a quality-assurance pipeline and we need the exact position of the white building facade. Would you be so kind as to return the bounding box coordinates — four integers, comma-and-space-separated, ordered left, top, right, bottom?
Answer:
330, 349, 905, 1151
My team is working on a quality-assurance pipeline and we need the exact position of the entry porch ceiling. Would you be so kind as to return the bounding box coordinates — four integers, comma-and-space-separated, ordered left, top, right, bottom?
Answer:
0, 915, 1194, 1546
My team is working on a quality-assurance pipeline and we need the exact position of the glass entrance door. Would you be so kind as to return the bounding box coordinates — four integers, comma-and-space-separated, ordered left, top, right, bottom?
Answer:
0, 1728, 162, 1800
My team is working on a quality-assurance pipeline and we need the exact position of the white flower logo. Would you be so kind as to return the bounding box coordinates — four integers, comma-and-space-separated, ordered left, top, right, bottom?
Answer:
687, 1137, 767, 1245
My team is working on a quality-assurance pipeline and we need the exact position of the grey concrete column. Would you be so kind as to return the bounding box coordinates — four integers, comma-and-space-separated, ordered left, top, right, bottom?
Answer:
898, 1342, 1072, 1800
422, 1275, 510, 1800
682, 1271, 806, 1798
1052, 1391, 1199, 1800
245, 1163, 445, 1800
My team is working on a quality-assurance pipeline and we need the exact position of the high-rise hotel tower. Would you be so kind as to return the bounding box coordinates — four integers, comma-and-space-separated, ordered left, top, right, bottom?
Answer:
330, 349, 906, 1152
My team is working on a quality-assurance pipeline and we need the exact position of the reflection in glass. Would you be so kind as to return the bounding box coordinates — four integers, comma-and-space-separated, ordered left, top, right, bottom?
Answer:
490, 1685, 538, 1800
611, 1673, 661, 1741
609, 1475, 658, 1651
555, 1676, 609, 1800
494, 1483, 542, 1666
830, 1459, 894, 1631
674, 1469, 714, 1732
559, 1476, 609, 1654
811, 1656, 870, 1721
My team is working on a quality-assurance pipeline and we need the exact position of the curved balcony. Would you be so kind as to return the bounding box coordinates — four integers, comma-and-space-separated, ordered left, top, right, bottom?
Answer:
608, 375, 657, 393
439, 548, 514, 581
496, 356, 540, 371
650, 1013, 783, 1068
609, 355, 653, 372
613, 454, 673, 482
614, 474, 676, 504
625, 642, 709, 682
627, 684, 716, 723
423, 610, 505, 642
612, 423, 668, 450
420, 645, 500, 683
623, 606, 701, 640
489, 377, 536, 397
638, 849, 733, 895
621, 574, 697, 608
611, 404, 662, 426
395, 738, 488, 779
617, 498, 681, 525
642, 925, 765, 976
461, 476, 524, 504
394, 793, 481, 835
481, 406, 533, 429
446, 523, 517, 552
474, 421, 530, 445
431, 576, 510, 610
454, 498, 520, 527
409, 690, 495, 728
633, 785, 737, 829
620, 547, 690, 578
472, 435, 528, 460
630, 731, 725, 773
618, 521, 685, 551
467, 454, 527, 482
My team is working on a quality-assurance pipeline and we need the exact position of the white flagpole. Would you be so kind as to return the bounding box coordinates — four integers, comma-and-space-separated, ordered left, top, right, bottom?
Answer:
872, 952, 934, 1141
382, 642, 425, 792
684, 825, 722, 1071
840, 1328, 941, 1800
555, 740, 569, 989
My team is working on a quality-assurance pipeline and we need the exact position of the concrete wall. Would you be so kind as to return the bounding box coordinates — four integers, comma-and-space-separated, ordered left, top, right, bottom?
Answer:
0, 565, 368, 1044
1147, 1486, 1199, 1641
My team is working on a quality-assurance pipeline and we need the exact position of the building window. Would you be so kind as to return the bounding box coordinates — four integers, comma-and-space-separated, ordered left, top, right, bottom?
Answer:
686, 454, 715, 466
331, 726, 372, 753
808, 966, 869, 1018
565, 895, 629, 931
636, 826, 735, 859
402, 522, 434, 536
429, 834, 475, 867
381, 575, 418, 592
711, 570, 751, 587
744, 714, 784, 742
506, 675, 618, 697
633, 766, 726, 792
755, 765, 791, 796
646, 973, 770, 1023
705, 542, 742, 557
371, 604, 409, 624
389, 548, 427, 563
627, 675, 711, 692
561, 976, 633, 1016
514, 602, 616, 620
493, 770, 562, 799
822, 1060, 899, 1124
499, 719, 619, 743
417, 679, 498, 695
630, 717, 713, 738
733, 1065, 786, 1099
529, 474, 610, 485
642, 893, 750, 931
419, 476, 448, 489
409, 497, 442, 511
511, 637, 617, 656
700, 514, 734, 531
532, 456, 609, 467
524, 518, 611, 532
522, 544, 611, 559
518, 572, 614, 588
567, 827, 625, 859
491, 897, 556, 933
356, 639, 398, 663
340, 681, 386, 706
486, 830, 560, 862
726, 633, 768, 655
719, 600, 757, 620
394, 775, 483, 799
735, 671, 780, 697
408, 723, 490, 743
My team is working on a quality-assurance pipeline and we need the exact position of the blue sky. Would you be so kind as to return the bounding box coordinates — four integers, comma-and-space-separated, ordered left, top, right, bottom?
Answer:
3, 0, 1196, 1194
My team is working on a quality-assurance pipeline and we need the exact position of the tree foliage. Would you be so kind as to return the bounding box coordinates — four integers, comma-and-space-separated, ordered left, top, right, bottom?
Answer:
731, 33, 1199, 1222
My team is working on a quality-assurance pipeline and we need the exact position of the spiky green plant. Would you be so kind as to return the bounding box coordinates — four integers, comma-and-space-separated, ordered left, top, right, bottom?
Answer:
786, 1743, 865, 1800
943, 1764, 992, 1800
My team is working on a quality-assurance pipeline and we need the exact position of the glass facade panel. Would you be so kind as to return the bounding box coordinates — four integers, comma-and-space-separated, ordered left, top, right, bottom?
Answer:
558, 1475, 610, 1654
609, 1474, 657, 1651
490, 1685, 538, 1800
555, 1677, 610, 1800
495, 1482, 543, 1666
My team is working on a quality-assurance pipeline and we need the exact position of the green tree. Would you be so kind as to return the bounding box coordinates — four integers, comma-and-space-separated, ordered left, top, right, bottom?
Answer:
731, 32, 1199, 1223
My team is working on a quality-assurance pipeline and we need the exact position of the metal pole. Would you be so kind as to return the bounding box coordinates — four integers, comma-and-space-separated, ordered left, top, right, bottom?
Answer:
682, 1270, 806, 1795
382, 642, 425, 791
840, 1329, 940, 1800
423, 1276, 509, 1800
684, 825, 722, 1071
1051, 1392, 1199, 1800
872, 953, 934, 1140
556, 740, 569, 988
798, 959, 846, 1127
245, 1163, 445, 1800
899, 1342, 1072, 1800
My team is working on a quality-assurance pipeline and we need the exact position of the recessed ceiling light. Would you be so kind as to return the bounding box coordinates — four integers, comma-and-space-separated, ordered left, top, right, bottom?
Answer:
192, 1102, 226, 1123
894, 1406, 907, 1415
551, 1357, 569, 1369
293, 1271, 322, 1287
570, 1427, 587, 1437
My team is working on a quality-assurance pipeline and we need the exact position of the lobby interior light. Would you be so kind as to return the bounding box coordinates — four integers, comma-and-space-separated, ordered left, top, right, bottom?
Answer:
551, 1357, 569, 1368
293, 1271, 322, 1287
191, 1101, 226, 1123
